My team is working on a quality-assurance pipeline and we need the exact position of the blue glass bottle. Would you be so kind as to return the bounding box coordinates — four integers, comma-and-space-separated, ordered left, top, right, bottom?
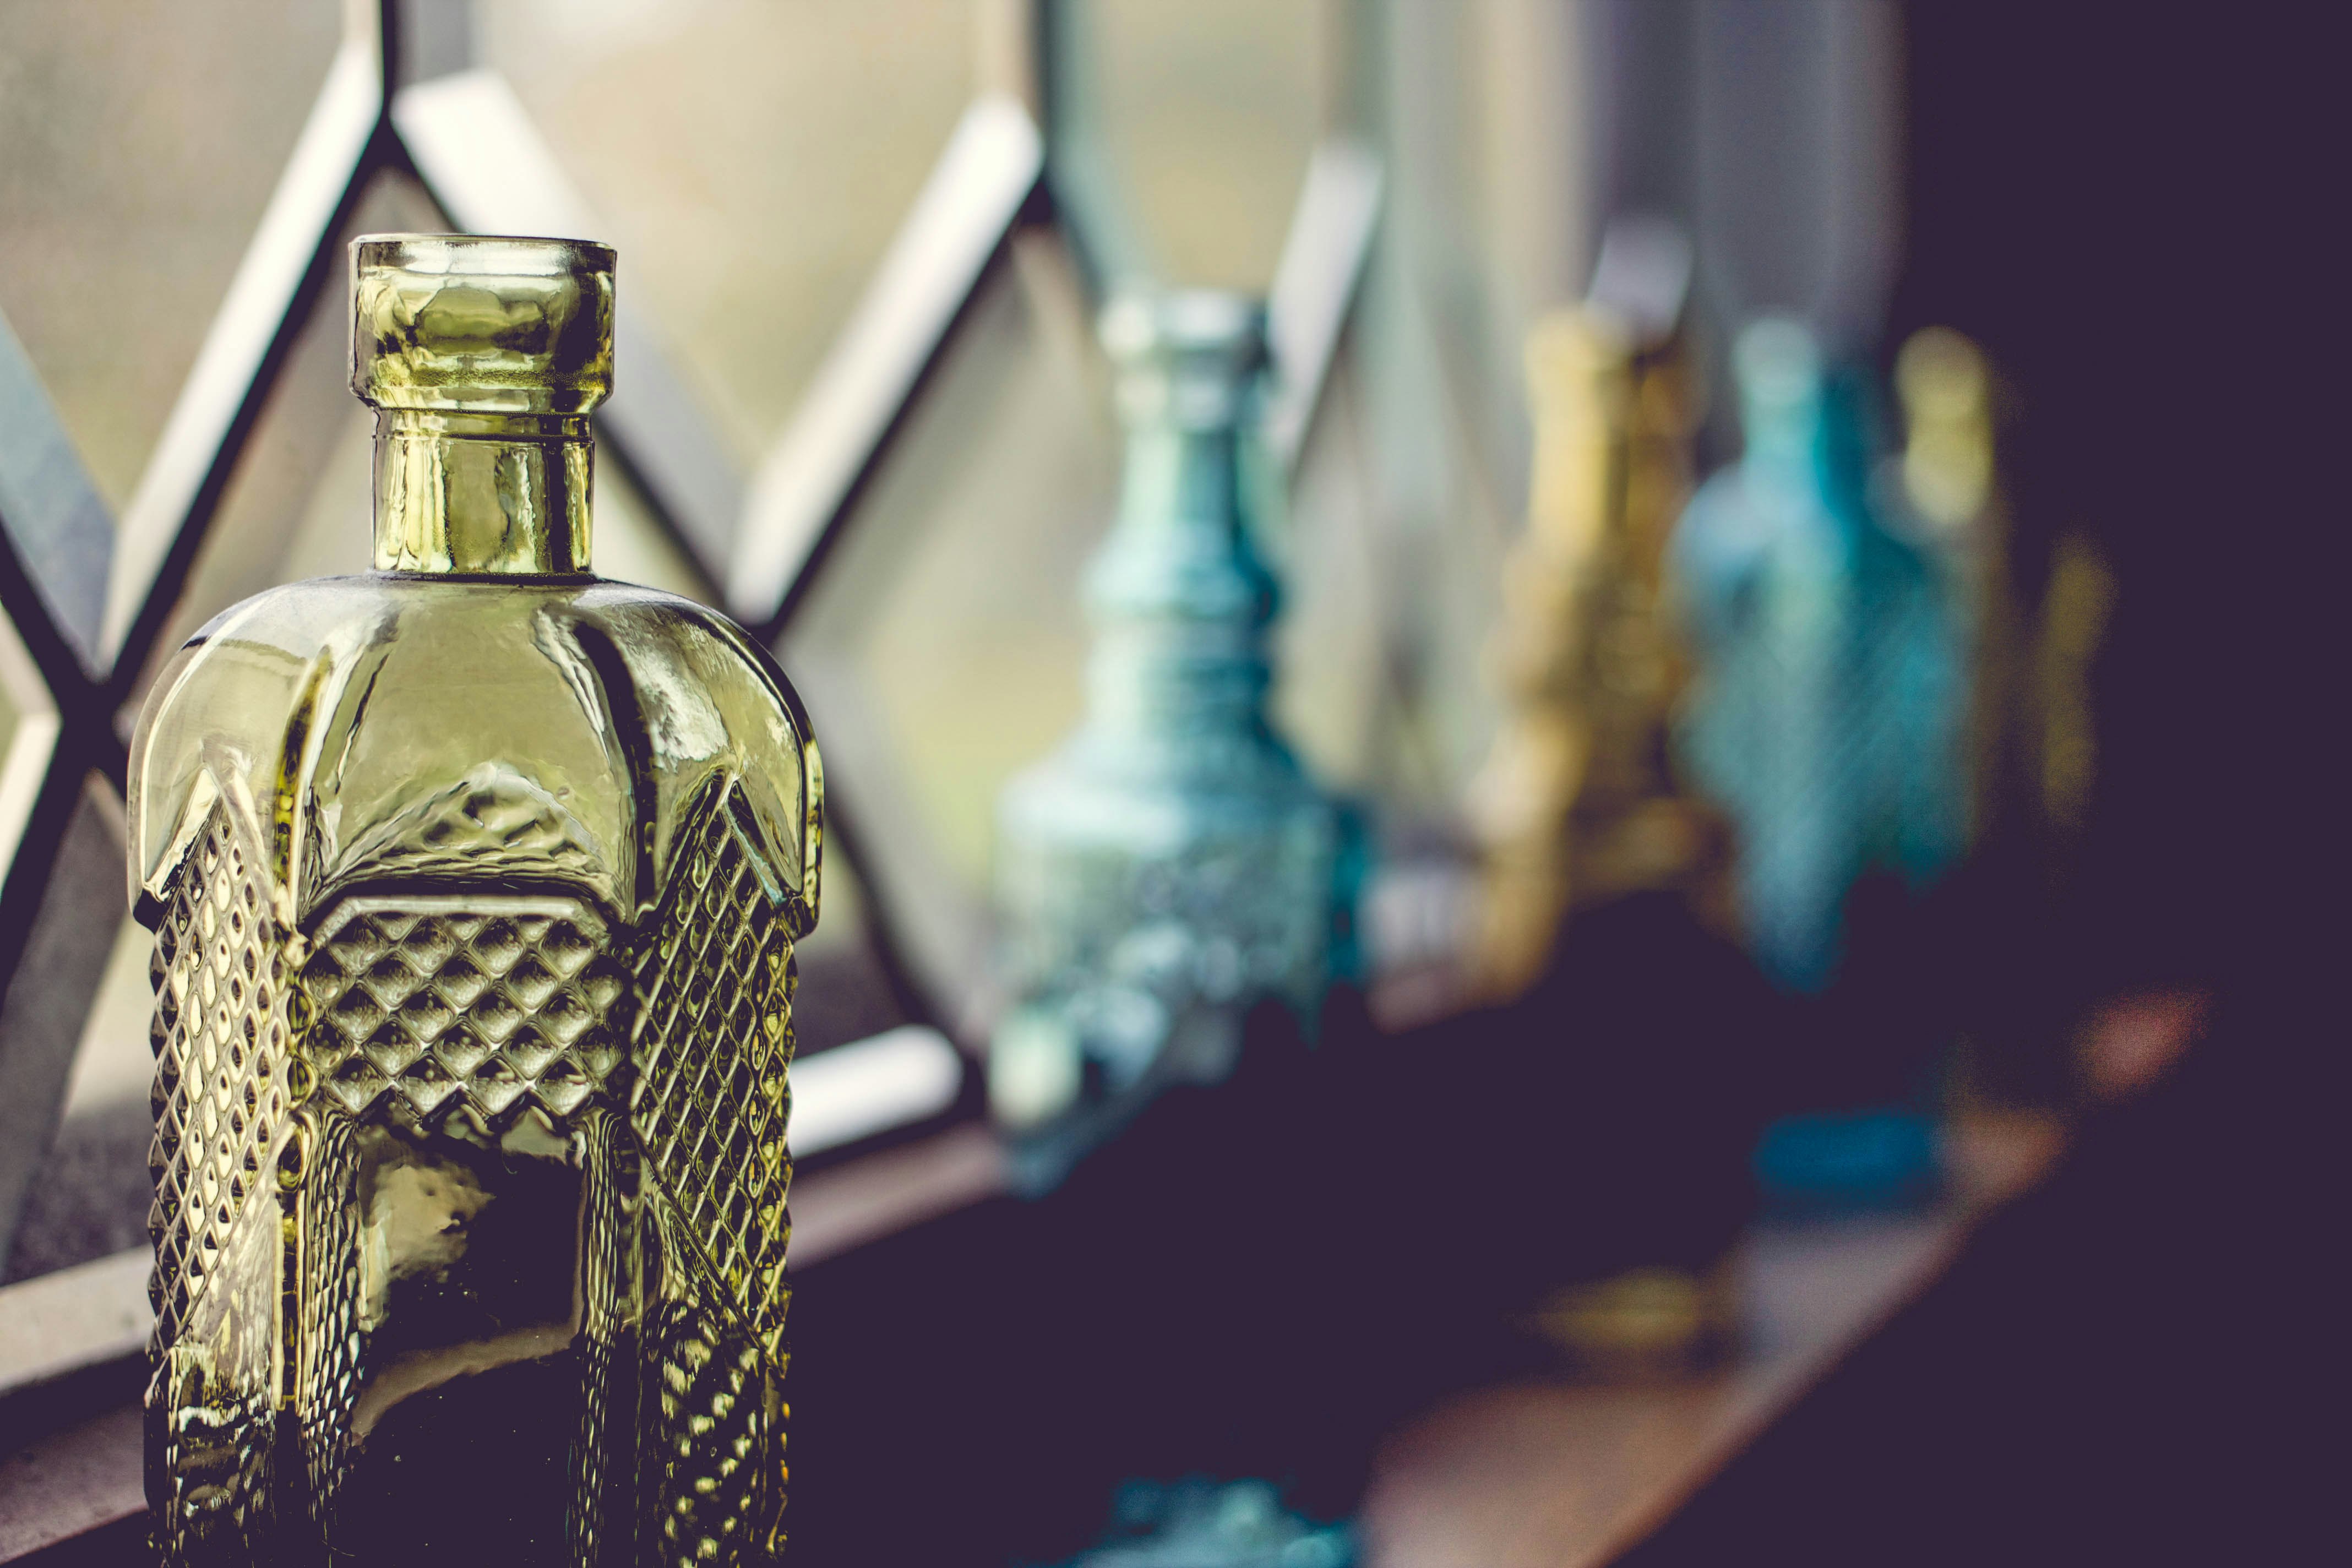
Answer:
989, 292, 1338, 1165
1670, 318, 1966, 1209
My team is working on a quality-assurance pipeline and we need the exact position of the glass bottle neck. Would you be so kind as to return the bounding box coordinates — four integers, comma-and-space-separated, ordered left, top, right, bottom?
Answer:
1742, 393, 1824, 493
1077, 420, 1278, 751
1115, 423, 1239, 536
1091, 423, 1272, 627
372, 409, 592, 574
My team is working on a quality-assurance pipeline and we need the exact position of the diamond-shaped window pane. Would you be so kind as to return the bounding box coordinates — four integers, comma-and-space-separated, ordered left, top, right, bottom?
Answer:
1271, 337, 1413, 798
0, 0, 345, 513
2, 910, 152, 1283
1067, 0, 1324, 289
781, 234, 1113, 1016
0, 775, 134, 1283
0, 600, 61, 885
482, 0, 977, 466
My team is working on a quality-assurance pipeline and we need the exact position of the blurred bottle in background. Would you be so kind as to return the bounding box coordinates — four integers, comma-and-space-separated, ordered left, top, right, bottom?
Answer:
1672, 317, 1969, 1212
1891, 328, 2012, 847
1468, 217, 1728, 1002
989, 290, 1341, 1185
1451, 219, 1764, 1374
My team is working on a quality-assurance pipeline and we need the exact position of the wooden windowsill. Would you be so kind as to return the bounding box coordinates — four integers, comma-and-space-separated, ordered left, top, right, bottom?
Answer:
0, 1115, 2060, 1565
1358, 1114, 2066, 1568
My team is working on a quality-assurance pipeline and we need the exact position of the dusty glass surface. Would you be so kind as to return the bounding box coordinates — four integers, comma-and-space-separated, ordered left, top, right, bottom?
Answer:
130, 237, 818, 1565
0, 0, 342, 508
1074, 0, 1325, 287
481, 0, 976, 462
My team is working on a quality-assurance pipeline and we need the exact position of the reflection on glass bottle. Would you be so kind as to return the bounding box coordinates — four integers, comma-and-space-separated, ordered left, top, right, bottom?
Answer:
990, 291, 1337, 1156
1670, 318, 1964, 994
1468, 302, 1719, 997
129, 237, 819, 1566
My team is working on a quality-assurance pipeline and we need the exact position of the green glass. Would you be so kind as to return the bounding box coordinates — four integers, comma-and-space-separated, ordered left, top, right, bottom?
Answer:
127, 236, 820, 1566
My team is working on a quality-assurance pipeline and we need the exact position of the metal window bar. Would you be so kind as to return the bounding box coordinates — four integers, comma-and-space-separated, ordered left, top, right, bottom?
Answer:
94, 23, 386, 693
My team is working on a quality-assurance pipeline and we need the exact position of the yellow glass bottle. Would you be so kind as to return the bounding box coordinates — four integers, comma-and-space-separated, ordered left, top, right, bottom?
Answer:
128, 236, 819, 1566
1468, 305, 1717, 997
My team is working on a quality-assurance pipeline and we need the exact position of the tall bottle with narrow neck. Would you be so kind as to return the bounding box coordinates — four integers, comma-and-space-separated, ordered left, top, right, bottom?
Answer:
990, 291, 1337, 1153
1670, 318, 1861, 992
129, 235, 819, 1566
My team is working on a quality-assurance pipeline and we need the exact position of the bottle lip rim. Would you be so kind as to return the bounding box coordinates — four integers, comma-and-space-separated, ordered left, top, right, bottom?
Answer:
351, 232, 616, 278
1099, 288, 1266, 361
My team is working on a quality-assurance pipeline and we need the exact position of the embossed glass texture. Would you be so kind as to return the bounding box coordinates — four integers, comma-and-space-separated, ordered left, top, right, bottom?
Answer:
0, 0, 341, 508
130, 236, 818, 1565
481, 0, 975, 462
1064, 0, 1324, 287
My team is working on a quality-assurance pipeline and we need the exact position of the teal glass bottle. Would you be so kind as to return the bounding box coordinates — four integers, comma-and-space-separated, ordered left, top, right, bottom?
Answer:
989, 291, 1338, 1152
1670, 318, 1963, 992
1670, 318, 1965, 1210
129, 236, 819, 1565
1672, 319, 1861, 993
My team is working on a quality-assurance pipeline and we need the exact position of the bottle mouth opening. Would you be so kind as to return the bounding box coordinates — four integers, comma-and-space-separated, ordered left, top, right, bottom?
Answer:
352, 232, 616, 280
350, 233, 617, 417
1099, 288, 1266, 362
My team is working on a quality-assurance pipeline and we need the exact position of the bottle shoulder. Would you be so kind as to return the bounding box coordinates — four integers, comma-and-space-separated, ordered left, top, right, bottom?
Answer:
129, 572, 821, 933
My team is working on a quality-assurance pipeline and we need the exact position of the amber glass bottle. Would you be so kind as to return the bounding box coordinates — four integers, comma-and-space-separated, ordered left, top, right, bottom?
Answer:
128, 236, 819, 1566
